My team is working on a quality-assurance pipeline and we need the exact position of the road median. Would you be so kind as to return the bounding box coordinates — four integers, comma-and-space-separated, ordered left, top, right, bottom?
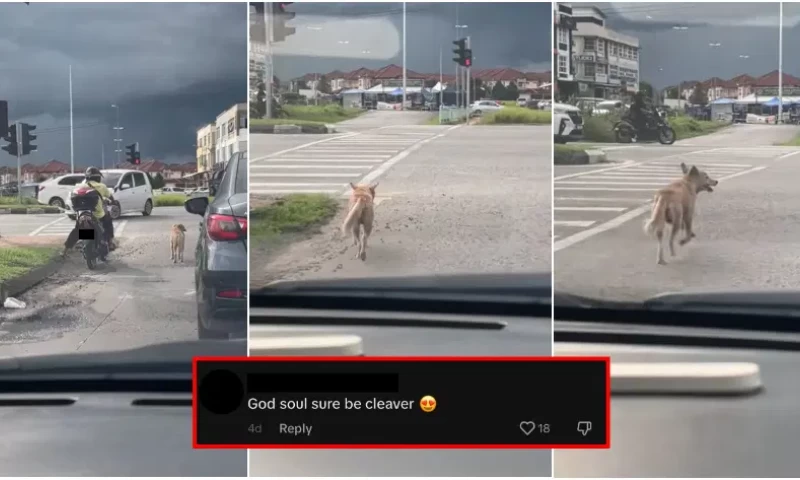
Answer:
554, 145, 607, 165
0, 237, 63, 304
251, 194, 339, 252
583, 113, 729, 143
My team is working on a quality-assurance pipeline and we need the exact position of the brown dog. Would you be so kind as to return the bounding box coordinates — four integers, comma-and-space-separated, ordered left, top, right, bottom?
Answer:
170, 224, 187, 263
341, 182, 378, 261
644, 162, 719, 265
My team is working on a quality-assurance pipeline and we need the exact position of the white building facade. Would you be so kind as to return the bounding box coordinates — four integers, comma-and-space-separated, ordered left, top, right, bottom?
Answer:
216, 103, 248, 166
572, 6, 640, 99
554, 3, 575, 88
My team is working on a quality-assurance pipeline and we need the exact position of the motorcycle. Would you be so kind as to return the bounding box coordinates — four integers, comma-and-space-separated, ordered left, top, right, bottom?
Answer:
69, 186, 110, 270
613, 110, 676, 145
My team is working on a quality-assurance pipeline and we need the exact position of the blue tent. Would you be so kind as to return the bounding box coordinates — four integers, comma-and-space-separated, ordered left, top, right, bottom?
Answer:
389, 87, 404, 96
711, 98, 736, 105
763, 97, 795, 107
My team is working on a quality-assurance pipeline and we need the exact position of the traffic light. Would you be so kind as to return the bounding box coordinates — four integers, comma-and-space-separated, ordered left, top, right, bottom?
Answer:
125, 142, 140, 165
453, 38, 467, 66
2, 123, 17, 157
464, 49, 472, 68
20, 123, 36, 155
272, 2, 296, 43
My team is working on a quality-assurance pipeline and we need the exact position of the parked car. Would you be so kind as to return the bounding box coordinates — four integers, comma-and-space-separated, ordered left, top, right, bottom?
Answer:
65, 169, 153, 220
553, 102, 584, 144
469, 100, 504, 117
37, 173, 84, 209
154, 186, 185, 196
184, 151, 247, 339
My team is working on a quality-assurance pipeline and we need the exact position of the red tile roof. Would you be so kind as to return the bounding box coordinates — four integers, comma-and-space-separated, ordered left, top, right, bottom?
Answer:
371, 64, 425, 79
755, 70, 800, 87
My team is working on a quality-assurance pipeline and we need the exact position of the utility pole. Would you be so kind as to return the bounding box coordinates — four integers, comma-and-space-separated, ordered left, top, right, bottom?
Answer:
112, 104, 122, 166
778, 1, 784, 123
466, 35, 471, 107
15, 123, 21, 205
402, 2, 407, 111
439, 46, 443, 108
69, 65, 74, 173
455, 5, 460, 108
264, 2, 273, 119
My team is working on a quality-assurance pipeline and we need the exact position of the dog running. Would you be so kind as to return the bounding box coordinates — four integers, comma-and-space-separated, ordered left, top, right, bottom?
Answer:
170, 223, 187, 263
341, 182, 378, 261
644, 162, 719, 265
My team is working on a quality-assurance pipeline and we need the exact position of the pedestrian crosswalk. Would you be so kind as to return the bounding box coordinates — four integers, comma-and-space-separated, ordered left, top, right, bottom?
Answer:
553, 156, 761, 242
250, 126, 450, 196
29, 216, 129, 237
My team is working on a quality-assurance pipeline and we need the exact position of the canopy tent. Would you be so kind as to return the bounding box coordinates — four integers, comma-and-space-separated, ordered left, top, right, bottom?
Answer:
711, 98, 736, 105
763, 96, 800, 107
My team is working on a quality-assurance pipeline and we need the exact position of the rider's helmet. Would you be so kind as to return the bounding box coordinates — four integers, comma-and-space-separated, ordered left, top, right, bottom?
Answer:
85, 167, 102, 183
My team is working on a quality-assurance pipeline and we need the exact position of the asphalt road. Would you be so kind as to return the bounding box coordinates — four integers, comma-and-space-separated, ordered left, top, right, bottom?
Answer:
252, 124, 551, 286
554, 124, 800, 302
0, 206, 206, 356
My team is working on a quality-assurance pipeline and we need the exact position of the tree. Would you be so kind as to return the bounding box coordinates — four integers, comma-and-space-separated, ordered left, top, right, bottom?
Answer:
317, 75, 331, 94
506, 82, 519, 101
665, 87, 679, 99
690, 85, 708, 105
491, 81, 507, 100
639, 81, 654, 99
151, 172, 166, 190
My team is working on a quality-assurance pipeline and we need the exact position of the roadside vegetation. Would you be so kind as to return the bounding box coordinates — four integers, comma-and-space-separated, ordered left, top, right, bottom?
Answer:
480, 106, 550, 125
0, 196, 39, 209
779, 133, 800, 146
583, 112, 728, 143
250, 194, 339, 247
0, 246, 59, 282
251, 104, 363, 126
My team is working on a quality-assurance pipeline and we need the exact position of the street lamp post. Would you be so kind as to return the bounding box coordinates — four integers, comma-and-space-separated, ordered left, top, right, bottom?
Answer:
778, 2, 784, 123
111, 104, 122, 166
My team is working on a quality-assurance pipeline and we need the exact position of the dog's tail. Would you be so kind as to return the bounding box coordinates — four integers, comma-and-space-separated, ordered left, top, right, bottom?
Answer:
341, 197, 366, 237
644, 195, 667, 236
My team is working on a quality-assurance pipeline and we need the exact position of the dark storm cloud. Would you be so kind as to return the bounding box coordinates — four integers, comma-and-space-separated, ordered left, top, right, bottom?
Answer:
271, 2, 551, 80
0, 3, 247, 167
591, 2, 800, 89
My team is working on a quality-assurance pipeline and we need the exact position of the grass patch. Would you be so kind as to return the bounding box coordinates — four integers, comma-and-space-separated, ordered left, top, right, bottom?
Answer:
778, 133, 800, 146
583, 113, 728, 142
0, 196, 40, 207
250, 194, 339, 244
251, 104, 363, 126
154, 194, 214, 207
0, 246, 59, 282
479, 106, 551, 125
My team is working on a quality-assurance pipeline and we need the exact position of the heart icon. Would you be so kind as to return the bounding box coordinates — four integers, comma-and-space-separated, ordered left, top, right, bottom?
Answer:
519, 421, 536, 436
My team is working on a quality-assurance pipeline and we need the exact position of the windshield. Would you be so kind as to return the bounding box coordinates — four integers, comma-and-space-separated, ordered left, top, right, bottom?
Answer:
249, 2, 552, 291
554, 2, 797, 308
0, 3, 247, 358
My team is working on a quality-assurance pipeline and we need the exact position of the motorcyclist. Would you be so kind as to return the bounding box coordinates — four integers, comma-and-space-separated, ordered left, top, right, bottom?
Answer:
629, 91, 655, 135
62, 167, 116, 257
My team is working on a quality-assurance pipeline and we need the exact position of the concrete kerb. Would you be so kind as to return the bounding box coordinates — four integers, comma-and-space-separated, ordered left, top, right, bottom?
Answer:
0, 241, 63, 304
250, 123, 338, 134
554, 148, 607, 165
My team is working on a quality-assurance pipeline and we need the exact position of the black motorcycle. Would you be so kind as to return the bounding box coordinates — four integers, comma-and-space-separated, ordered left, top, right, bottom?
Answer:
613, 110, 676, 145
69, 186, 110, 270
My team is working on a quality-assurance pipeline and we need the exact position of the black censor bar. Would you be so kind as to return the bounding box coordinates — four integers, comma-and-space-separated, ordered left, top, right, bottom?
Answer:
193, 356, 610, 449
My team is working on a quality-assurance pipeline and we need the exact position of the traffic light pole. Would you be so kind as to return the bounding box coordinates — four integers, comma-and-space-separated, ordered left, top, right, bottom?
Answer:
264, 2, 273, 120
15, 123, 21, 205
466, 36, 471, 109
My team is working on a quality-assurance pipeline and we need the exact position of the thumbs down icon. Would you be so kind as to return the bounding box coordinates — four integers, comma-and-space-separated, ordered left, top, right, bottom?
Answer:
577, 421, 592, 437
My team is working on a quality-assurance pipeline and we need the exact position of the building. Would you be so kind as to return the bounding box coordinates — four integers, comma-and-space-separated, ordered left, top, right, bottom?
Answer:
666, 70, 800, 104
215, 103, 247, 165
196, 123, 216, 175
571, 5, 640, 99
554, 3, 576, 99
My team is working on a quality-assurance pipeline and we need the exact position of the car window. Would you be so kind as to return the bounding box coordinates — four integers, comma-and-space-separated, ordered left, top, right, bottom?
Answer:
120, 173, 134, 187
133, 172, 147, 187
101, 173, 122, 188
58, 176, 81, 186
234, 152, 247, 194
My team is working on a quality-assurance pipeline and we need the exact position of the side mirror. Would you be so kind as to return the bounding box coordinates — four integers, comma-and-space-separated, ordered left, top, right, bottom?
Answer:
120, 183, 131, 190
185, 196, 209, 216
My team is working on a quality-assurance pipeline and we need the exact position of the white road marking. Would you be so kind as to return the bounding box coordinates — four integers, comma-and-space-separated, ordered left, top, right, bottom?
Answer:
260, 158, 384, 163
554, 220, 597, 227
558, 181, 667, 186
555, 187, 663, 192
252, 189, 341, 194
115, 220, 128, 238
776, 150, 800, 161
251, 173, 359, 178
185, 289, 195, 296
647, 161, 752, 168
29, 216, 66, 236
278, 154, 390, 158
254, 165, 372, 170
555, 207, 627, 212
556, 196, 648, 202
250, 132, 361, 163
251, 182, 345, 187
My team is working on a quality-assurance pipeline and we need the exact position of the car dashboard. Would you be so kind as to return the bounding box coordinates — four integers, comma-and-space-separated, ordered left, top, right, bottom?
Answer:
554, 319, 800, 478
248, 304, 553, 477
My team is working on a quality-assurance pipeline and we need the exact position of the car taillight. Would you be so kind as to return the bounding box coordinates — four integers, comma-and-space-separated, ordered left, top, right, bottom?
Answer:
207, 214, 246, 241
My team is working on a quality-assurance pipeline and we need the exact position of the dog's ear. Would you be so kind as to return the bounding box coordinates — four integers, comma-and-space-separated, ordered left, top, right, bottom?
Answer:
689, 165, 699, 176
179, 224, 186, 231
680, 162, 689, 174
349, 182, 357, 190
368, 181, 378, 195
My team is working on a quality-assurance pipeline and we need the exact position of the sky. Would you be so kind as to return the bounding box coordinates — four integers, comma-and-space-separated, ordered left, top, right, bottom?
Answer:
0, 3, 247, 169
267, 2, 552, 81
593, 2, 800, 89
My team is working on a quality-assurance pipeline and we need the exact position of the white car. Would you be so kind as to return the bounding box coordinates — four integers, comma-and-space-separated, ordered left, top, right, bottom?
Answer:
37, 173, 85, 209
592, 100, 624, 116
469, 100, 504, 117
553, 102, 584, 144
66, 169, 154, 220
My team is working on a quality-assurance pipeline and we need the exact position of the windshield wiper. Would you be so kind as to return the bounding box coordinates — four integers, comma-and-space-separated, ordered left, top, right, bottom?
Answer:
252, 273, 551, 318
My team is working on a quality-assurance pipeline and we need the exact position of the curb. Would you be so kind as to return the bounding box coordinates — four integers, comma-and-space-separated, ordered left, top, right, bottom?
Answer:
0, 253, 63, 304
0, 206, 62, 215
553, 148, 607, 165
251, 124, 337, 134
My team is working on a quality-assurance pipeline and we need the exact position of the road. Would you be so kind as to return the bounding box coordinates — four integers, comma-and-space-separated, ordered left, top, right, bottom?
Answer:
554, 124, 800, 302
0, 206, 206, 356
251, 124, 551, 286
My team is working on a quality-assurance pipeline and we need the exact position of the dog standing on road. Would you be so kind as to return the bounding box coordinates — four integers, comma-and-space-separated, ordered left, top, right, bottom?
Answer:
170, 224, 187, 264
341, 182, 378, 261
644, 162, 719, 265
